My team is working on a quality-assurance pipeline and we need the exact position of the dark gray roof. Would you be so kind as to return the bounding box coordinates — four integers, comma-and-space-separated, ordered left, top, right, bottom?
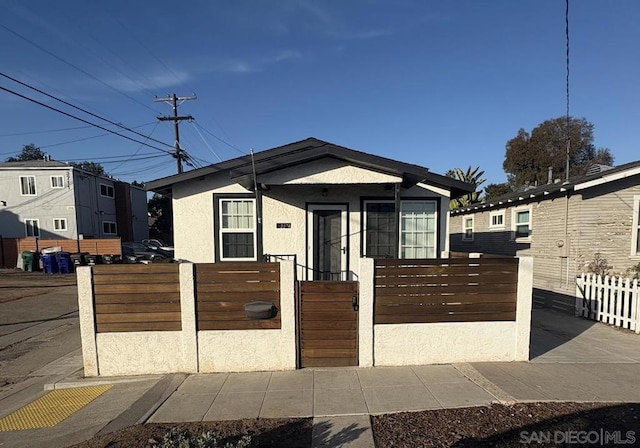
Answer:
0, 160, 70, 168
146, 137, 475, 198
452, 160, 640, 215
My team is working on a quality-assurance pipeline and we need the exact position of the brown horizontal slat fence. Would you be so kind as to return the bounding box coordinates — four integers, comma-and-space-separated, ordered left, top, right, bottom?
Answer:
1, 237, 122, 267
93, 264, 180, 332
375, 258, 519, 324
195, 262, 280, 330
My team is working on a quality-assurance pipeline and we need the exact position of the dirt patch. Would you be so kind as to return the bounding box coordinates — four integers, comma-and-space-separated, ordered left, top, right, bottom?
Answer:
371, 402, 640, 447
68, 419, 312, 448
66, 402, 640, 447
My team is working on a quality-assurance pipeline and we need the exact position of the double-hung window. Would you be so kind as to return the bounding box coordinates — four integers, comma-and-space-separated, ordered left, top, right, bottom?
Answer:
25, 219, 40, 237
462, 216, 474, 241
364, 200, 437, 259
220, 198, 256, 261
102, 221, 117, 235
20, 176, 36, 196
51, 175, 64, 188
100, 184, 115, 198
54, 218, 67, 231
514, 208, 531, 239
489, 211, 505, 229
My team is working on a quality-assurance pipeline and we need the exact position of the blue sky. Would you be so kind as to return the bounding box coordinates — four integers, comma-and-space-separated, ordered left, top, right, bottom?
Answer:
1, 0, 638, 187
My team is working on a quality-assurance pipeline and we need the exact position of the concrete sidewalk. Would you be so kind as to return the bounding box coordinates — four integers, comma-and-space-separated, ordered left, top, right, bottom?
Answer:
149, 365, 497, 423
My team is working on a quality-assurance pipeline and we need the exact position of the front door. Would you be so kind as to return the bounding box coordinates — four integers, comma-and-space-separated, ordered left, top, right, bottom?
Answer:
307, 204, 348, 281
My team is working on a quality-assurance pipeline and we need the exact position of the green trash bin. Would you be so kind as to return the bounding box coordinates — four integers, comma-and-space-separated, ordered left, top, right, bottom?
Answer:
21, 251, 38, 272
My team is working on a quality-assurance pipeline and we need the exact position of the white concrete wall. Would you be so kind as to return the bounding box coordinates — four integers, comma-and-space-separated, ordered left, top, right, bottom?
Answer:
197, 260, 297, 372
370, 256, 533, 365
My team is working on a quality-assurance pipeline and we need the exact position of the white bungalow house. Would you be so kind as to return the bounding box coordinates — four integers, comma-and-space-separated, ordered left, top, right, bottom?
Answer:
146, 138, 474, 280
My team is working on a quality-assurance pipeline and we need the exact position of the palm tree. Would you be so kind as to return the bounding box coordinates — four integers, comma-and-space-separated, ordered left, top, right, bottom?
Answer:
446, 166, 486, 210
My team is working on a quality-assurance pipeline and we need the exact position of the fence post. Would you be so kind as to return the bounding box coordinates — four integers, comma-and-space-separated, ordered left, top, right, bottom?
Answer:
279, 260, 297, 370
631, 279, 640, 334
358, 257, 374, 367
77, 266, 99, 376
179, 263, 198, 373
575, 274, 583, 316
514, 256, 533, 361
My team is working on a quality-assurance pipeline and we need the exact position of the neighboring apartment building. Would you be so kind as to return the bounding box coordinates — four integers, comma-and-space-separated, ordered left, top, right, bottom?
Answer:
450, 162, 640, 310
0, 160, 148, 242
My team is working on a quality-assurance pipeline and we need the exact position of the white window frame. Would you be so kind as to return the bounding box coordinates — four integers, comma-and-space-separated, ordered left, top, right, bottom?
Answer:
25, 219, 40, 237
512, 206, 532, 241
462, 215, 474, 241
489, 210, 505, 229
102, 221, 117, 235
631, 195, 640, 258
399, 200, 438, 259
20, 176, 37, 196
54, 218, 68, 231
219, 198, 257, 262
51, 175, 65, 189
100, 183, 115, 199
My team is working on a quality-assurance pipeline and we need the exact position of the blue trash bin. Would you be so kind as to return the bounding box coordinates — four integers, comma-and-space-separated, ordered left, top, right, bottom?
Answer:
55, 252, 73, 274
40, 253, 59, 274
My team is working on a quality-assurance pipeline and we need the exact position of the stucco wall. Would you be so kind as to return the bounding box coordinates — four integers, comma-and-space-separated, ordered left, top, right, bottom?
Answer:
172, 161, 450, 275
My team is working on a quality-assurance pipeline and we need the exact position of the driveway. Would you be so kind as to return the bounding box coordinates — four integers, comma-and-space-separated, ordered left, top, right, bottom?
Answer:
530, 307, 640, 363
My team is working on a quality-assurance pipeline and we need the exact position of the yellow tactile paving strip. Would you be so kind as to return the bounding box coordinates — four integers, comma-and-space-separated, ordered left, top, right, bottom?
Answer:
0, 385, 112, 431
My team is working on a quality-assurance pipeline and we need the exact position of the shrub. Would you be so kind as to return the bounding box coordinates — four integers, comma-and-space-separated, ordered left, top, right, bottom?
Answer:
151, 427, 252, 448
585, 253, 611, 277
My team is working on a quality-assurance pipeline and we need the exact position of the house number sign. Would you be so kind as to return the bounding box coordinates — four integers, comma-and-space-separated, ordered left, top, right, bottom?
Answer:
276, 223, 291, 229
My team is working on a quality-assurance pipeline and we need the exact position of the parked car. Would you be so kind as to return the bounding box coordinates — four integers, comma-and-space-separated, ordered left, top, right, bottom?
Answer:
122, 242, 169, 263
141, 239, 175, 258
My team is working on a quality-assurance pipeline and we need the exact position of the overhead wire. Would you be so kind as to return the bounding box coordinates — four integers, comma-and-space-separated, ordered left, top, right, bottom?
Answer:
0, 72, 173, 149
0, 84, 173, 154
0, 125, 93, 137
109, 122, 161, 172
40, 122, 156, 149
192, 121, 247, 156
190, 121, 223, 162
0, 21, 163, 115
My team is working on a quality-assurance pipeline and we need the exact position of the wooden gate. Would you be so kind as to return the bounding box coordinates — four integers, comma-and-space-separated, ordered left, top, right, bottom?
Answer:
299, 281, 358, 367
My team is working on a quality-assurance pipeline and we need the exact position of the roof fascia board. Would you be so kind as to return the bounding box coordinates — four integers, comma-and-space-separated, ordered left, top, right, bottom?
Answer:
574, 166, 640, 191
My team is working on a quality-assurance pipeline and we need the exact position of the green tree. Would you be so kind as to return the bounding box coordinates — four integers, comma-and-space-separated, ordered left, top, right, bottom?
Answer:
6, 143, 46, 162
71, 161, 106, 176
131, 180, 145, 188
503, 116, 614, 188
148, 193, 172, 240
446, 166, 486, 209
483, 182, 512, 201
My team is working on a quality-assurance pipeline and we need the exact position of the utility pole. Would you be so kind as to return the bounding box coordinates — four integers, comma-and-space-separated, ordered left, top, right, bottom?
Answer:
155, 93, 196, 174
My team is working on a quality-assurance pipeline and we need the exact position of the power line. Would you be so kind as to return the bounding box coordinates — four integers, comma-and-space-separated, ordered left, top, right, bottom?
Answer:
0, 84, 173, 154
0, 72, 173, 150
190, 121, 223, 162
0, 21, 163, 115
0, 124, 93, 137
192, 120, 247, 156
109, 122, 161, 172
41, 122, 156, 149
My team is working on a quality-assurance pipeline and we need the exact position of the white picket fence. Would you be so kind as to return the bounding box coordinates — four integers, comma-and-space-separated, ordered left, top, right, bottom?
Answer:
575, 273, 640, 333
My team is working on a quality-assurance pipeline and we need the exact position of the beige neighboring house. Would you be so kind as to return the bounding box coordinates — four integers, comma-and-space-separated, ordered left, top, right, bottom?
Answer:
450, 162, 640, 312
146, 137, 474, 280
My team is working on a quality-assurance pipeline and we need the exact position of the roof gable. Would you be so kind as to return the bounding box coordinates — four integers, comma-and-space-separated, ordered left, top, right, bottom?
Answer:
146, 137, 474, 197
